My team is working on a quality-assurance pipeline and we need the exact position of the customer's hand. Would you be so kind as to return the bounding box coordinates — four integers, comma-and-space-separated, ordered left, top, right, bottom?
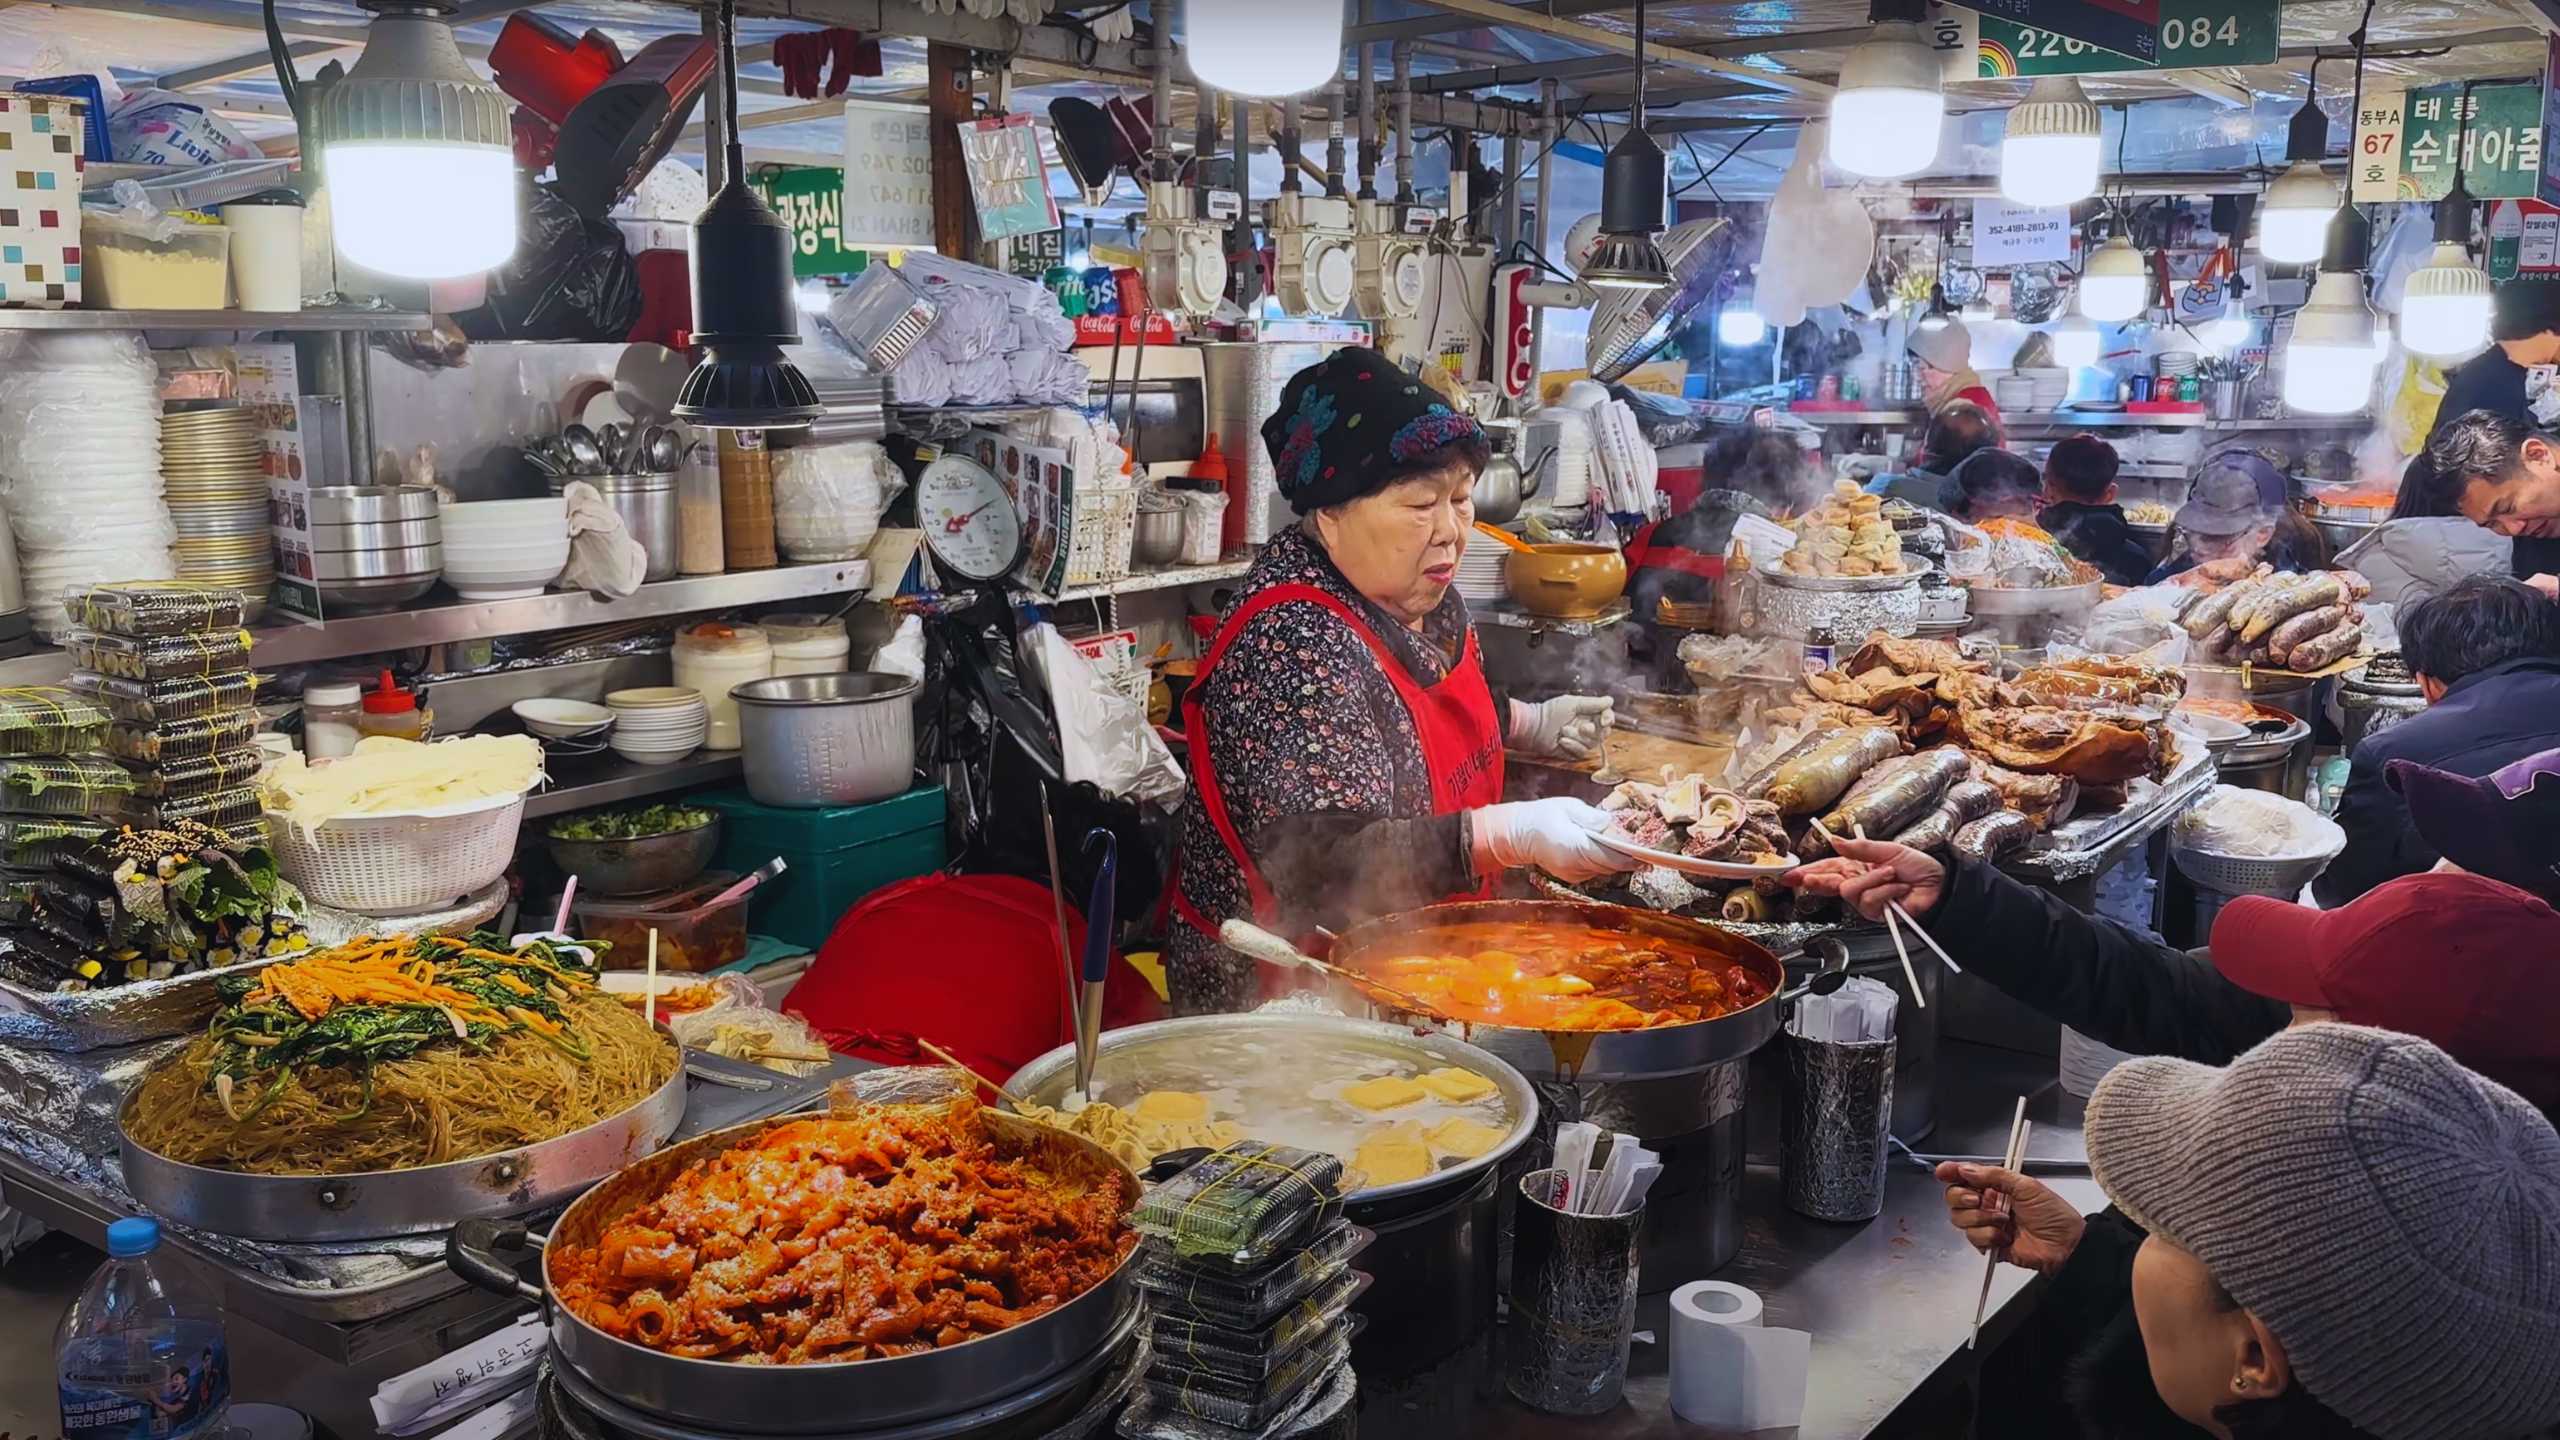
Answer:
1934, 1162, 2084, 1276
1471, 798, 1637, 882
1782, 834, 1947, 920
2529, 573, 2560, 601
1509, 695, 1616, 759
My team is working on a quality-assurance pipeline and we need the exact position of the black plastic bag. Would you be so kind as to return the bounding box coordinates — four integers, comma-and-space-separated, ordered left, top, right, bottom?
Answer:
454, 178, 642, 342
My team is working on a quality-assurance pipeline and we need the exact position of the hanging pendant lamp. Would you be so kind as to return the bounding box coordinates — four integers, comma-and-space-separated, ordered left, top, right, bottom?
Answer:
2000, 77, 2101, 207
318, 1, 516, 280
1186, 0, 1346, 99
673, 0, 821, 431
1829, 9, 1945, 181
1583, 0, 1670, 290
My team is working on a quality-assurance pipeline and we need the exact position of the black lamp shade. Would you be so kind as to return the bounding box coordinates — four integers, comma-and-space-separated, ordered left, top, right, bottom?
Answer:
673, 177, 822, 428
1599, 128, 1668, 237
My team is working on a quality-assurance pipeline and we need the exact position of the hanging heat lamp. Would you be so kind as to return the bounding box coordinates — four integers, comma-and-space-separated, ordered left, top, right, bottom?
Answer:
1186, 0, 1346, 99
672, 0, 822, 431
317, 1, 517, 280
2403, 88, 2492, 359
2000, 78, 2102, 208
2285, 206, 2380, 414
1583, 0, 1670, 290
1829, 2, 1945, 181
2261, 64, 2339, 266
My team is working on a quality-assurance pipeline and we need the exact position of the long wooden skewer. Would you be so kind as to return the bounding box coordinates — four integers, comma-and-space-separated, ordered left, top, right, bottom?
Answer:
918, 1038, 1029, 1110
1970, 1099, 2032, 1348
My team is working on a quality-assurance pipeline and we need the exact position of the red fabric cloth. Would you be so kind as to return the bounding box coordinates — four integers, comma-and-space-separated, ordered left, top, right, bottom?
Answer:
625, 248, 692, 350
1172, 581, 1504, 941
788, 873, 1164, 1081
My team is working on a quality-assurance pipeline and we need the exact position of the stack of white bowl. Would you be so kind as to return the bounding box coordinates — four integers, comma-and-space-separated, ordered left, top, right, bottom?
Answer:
1456, 533, 1510, 604
604, 687, 707, 765
162, 406, 272, 620
2019, 367, 2072, 411
0, 332, 176, 640
441, 497, 571, 600
2155, 351, 2199, 395
1529, 405, 1595, 512
1993, 372, 2039, 414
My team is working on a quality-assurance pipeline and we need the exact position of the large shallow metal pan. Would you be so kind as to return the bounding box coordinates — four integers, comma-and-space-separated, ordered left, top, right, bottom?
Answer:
449, 1106, 1143, 1436
1009, 1011, 1541, 1209
1323, 899, 1789, 1082
118, 1047, 685, 1242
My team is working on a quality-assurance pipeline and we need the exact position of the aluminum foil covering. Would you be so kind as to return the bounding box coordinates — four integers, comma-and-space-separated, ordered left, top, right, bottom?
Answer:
1754, 575, 1921, 640
2011, 742, 2221, 883
0, 880, 506, 1052
1505, 1168, 1641, 1416
1778, 1031, 1897, 1222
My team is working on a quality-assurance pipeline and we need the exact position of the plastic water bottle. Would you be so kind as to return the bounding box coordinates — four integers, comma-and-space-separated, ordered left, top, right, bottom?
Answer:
55, 1217, 230, 1440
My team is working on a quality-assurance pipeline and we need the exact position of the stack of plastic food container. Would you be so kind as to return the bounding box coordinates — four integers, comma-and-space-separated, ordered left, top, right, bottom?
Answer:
63, 583, 263, 841
0, 686, 118, 908
1117, 1143, 1369, 1440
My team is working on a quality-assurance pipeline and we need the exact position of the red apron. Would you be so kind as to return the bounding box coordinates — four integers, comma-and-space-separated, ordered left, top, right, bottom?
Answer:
1174, 582, 1505, 939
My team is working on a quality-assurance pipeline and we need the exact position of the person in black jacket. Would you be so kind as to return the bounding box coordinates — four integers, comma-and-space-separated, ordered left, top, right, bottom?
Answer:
2037, 434, 2156, 585
1787, 839, 2560, 1439
2315, 574, 2560, 906
1625, 426, 1808, 630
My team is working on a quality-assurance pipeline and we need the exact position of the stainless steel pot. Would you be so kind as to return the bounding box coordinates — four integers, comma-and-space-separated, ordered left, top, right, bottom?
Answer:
311, 544, 441, 580
308, 518, 442, 552
2341, 658, 2426, 754
119, 1052, 685, 1243
309, 485, 438, 524
729, 672, 917, 808
447, 1108, 1144, 1435
549, 472, 678, 582
1132, 501, 1186, 566
2219, 710, 2313, 799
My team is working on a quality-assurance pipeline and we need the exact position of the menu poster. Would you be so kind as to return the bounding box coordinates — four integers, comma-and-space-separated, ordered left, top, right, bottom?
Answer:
973, 428, 1075, 595
958, 115, 1061, 243
234, 342, 317, 620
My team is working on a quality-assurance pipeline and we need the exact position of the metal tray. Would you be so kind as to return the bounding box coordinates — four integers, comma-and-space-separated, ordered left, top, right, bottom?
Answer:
119, 1048, 688, 1242
2009, 727, 2221, 882
1756, 562, 1922, 593
1009, 1012, 1541, 1204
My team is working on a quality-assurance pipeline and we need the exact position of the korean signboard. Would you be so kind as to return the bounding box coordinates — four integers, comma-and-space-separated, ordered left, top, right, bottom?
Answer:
1971, 0, 2276, 76
748, 165, 858, 276
2352, 81, 2546, 203
1948, 0, 2161, 66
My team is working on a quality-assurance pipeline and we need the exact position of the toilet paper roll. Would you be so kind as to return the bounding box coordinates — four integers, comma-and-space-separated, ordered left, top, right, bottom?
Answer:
1668, 1280, 1813, 1432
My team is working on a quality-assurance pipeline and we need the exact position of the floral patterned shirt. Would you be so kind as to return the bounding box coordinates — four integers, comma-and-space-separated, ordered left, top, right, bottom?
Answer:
1166, 524, 1491, 1012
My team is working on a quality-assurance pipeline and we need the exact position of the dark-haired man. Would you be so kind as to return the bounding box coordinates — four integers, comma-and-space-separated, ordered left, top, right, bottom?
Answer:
2315, 573, 2560, 905
1867, 399, 1998, 509
2422, 408, 2560, 597
2036, 433, 2154, 584
2433, 274, 2560, 437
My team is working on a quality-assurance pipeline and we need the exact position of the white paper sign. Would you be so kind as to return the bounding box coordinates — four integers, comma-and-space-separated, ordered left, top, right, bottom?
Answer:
370, 1314, 546, 1437
840, 99, 937, 249
1971, 198, 2074, 265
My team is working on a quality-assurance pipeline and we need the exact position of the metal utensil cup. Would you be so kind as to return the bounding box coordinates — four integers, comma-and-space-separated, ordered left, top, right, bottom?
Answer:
1506, 1167, 1643, 1415
1778, 1029, 1898, 1222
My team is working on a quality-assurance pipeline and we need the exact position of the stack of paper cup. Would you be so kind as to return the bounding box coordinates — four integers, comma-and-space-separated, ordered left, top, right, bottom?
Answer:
1668, 1280, 1813, 1432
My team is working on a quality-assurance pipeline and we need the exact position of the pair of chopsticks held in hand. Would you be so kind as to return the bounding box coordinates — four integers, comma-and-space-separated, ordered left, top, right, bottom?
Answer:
1803, 818, 1963, 1010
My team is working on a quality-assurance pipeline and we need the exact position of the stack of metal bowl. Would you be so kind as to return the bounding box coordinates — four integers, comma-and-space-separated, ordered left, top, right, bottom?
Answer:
309, 486, 440, 610
161, 406, 272, 620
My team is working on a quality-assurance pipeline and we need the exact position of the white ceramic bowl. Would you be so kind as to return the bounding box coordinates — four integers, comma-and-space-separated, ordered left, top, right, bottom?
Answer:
445, 563, 566, 600
513, 698, 614, 739
609, 736, 703, 766
443, 497, 568, 528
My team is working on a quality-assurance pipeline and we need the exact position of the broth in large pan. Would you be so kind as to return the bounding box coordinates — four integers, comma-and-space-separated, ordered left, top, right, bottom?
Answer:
1348, 918, 1775, 1030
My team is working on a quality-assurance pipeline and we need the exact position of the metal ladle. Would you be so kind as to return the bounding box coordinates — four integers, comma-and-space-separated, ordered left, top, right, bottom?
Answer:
561, 425, 605, 475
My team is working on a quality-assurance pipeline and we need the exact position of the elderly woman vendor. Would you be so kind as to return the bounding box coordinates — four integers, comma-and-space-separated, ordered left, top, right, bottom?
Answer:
1166, 349, 1638, 1014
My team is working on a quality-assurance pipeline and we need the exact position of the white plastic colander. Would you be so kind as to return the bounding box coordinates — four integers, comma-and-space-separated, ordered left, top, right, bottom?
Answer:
266, 788, 531, 917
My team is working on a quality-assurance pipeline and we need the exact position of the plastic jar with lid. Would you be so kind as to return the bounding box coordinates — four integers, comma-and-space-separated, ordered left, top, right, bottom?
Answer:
671, 623, 773, 750
355, 669, 431, 743
759, 612, 853, 677
302, 680, 363, 759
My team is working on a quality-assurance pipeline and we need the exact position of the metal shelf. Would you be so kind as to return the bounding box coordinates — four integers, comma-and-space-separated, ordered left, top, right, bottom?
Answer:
1785, 409, 1922, 425
525, 752, 742, 818
248, 561, 872, 668
2005, 409, 2211, 429
0, 307, 436, 332
1474, 598, 1632, 635
1039, 557, 1254, 603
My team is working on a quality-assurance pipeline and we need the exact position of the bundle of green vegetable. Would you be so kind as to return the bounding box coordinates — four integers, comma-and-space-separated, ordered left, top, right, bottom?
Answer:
547, 804, 714, 842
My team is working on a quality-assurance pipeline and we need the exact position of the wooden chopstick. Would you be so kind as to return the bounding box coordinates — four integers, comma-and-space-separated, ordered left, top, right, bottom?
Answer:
1970, 1097, 2032, 1348
918, 1038, 1028, 1110
1849, 821, 1928, 1011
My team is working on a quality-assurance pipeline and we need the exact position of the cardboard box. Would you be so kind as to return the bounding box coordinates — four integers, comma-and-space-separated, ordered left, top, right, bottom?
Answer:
0, 92, 83, 309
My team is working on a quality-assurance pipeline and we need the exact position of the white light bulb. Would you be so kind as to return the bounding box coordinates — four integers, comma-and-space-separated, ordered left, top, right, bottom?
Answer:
2402, 241, 2493, 359
1827, 24, 1945, 180
1186, 0, 1345, 99
2260, 161, 2339, 265
1718, 306, 1766, 346
328, 142, 516, 279
2000, 79, 2102, 208
2078, 238, 2147, 323
2199, 303, 2252, 352
2052, 315, 2102, 369
2285, 270, 2379, 414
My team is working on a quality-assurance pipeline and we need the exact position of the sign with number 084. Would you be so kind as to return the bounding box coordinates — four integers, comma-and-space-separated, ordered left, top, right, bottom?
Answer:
1973, 0, 2276, 76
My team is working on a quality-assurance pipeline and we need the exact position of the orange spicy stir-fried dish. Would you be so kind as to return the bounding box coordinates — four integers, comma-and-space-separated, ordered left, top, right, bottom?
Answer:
552, 1098, 1135, 1363
1356, 921, 1772, 1029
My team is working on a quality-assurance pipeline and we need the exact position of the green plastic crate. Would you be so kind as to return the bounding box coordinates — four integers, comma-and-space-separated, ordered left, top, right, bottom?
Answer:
698, 784, 947, 950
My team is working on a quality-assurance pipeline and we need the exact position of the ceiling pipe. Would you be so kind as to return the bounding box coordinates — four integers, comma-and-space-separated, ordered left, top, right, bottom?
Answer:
1150, 30, 1175, 181
1324, 76, 1348, 196
1280, 98, 1304, 194
1393, 39, 1417, 204
1357, 36, 1379, 197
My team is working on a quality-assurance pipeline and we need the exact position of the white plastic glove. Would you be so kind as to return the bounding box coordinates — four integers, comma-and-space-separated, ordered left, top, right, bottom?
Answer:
1509, 695, 1615, 759
1471, 798, 1638, 882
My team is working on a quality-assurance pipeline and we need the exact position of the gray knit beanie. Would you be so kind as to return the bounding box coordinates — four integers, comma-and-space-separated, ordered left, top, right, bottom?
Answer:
2086, 1023, 2560, 1440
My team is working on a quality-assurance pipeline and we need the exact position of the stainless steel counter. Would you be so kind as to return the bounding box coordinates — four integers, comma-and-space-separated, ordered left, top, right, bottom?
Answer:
0, 1044, 2096, 1440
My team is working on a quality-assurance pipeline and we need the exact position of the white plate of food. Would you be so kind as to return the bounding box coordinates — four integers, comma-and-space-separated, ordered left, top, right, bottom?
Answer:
1593, 828, 1803, 879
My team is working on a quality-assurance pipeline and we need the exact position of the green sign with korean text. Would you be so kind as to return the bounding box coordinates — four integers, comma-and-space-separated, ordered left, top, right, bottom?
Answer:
1975, 0, 2277, 76
2350, 81, 2545, 203
748, 164, 859, 277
